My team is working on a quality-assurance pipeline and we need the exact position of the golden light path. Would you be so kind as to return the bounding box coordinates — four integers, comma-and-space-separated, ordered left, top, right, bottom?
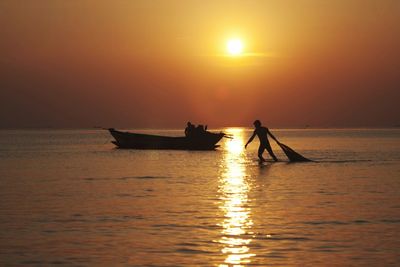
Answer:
218, 128, 255, 266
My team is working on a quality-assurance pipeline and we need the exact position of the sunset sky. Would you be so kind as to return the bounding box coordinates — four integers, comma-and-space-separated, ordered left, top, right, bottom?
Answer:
1, 0, 399, 128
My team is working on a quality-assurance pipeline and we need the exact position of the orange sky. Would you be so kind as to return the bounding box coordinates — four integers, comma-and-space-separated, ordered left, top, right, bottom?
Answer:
0, 0, 399, 128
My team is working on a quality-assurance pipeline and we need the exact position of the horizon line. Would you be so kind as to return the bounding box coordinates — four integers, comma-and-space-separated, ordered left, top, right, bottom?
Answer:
1, 125, 399, 131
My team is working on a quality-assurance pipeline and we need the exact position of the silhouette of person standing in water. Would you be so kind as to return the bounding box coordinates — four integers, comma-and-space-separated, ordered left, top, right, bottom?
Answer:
245, 120, 279, 162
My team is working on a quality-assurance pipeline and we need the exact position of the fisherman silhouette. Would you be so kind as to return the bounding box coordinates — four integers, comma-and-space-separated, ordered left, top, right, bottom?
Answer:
245, 120, 279, 162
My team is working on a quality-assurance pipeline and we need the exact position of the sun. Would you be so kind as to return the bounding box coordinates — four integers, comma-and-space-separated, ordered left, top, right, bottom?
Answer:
226, 39, 243, 56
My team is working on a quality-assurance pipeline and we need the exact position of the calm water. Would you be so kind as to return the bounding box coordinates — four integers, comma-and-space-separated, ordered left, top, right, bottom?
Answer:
0, 128, 399, 266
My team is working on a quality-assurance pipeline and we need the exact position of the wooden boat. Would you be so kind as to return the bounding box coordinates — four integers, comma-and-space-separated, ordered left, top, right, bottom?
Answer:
109, 128, 225, 150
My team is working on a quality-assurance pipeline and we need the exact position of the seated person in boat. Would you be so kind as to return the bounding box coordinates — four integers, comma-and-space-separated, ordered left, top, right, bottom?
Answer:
185, 122, 195, 137
195, 124, 208, 135
197, 124, 205, 132
186, 123, 209, 138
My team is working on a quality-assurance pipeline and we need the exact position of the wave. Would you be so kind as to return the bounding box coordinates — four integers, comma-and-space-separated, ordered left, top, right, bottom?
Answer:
83, 175, 168, 181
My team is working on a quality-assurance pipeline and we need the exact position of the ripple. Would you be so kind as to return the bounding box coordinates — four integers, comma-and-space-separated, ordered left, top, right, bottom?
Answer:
115, 193, 135, 197
268, 236, 310, 241
381, 219, 400, 224
97, 215, 144, 222
312, 244, 349, 253
20, 261, 45, 265
83, 177, 110, 181
302, 220, 349, 225
316, 190, 347, 196
175, 248, 212, 254
20, 260, 70, 265
353, 219, 370, 224
262, 253, 287, 258
318, 159, 374, 163
83, 175, 168, 181
176, 242, 201, 247
152, 223, 194, 228
121, 176, 169, 180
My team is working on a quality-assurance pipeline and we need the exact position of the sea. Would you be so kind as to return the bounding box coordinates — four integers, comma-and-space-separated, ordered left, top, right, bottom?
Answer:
0, 128, 399, 266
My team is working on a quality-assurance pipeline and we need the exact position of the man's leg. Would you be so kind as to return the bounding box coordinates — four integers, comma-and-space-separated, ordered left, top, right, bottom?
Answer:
258, 145, 266, 162
265, 142, 278, 161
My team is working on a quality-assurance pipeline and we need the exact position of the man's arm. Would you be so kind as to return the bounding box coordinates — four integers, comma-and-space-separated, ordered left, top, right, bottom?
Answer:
245, 131, 256, 148
267, 128, 280, 144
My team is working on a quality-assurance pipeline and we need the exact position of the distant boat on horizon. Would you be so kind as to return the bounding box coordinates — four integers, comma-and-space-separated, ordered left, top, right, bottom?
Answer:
108, 128, 226, 150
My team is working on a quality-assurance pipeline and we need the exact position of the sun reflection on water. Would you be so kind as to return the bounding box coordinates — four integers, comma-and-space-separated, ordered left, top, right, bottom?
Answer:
218, 128, 255, 266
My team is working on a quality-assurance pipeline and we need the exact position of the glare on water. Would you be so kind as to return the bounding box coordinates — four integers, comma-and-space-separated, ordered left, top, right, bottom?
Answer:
0, 128, 399, 266
218, 128, 255, 266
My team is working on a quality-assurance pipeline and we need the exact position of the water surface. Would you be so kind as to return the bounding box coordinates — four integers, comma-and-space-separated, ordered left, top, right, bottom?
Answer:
0, 128, 399, 266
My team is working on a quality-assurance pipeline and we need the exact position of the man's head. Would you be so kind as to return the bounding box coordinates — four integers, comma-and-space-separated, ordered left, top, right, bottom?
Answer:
253, 120, 261, 128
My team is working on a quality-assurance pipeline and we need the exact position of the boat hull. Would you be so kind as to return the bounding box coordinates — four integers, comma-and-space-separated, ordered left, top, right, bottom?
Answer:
109, 128, 224, 150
